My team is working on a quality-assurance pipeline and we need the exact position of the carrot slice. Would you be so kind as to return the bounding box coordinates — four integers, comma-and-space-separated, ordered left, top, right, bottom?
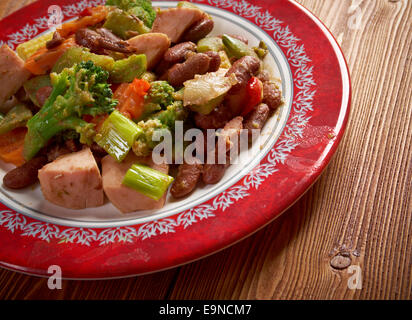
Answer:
0, 127, 27, 166
24, 37, 76, 75
115, 79, 151, 120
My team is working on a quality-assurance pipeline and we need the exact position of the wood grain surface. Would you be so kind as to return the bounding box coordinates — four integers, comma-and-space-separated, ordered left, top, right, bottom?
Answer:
0, 0, 410, 300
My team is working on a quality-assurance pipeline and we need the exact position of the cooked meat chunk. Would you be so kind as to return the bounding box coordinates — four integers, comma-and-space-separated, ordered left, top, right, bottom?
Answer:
152, 7, 205, 43
75, 28, 134, 54
38, 148, 104, 209
127, 33, 171, 69
101, 153, 169, 213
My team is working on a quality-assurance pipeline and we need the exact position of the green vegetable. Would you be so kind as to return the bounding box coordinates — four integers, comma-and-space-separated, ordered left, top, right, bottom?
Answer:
95, 110, 142, 162
52, 47, 115, 74
110, 54, 147, 83
189, 94, 225, 115
133, 101, 188, 156
122, 163, 174, 201
0, 103, 33, 135
23, 75, 52, 107
106, 0, 156, 28
23, 61, 117, 160
197, 37, 224, 53
53, 47, 147, 84
147, 81, 175, 108
103, 8, 150, 39
222, 34, 257, 59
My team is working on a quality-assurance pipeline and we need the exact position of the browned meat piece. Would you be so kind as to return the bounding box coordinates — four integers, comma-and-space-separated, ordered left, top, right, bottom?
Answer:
168, 53, 211, 87
164, 42, 197, 64
262, 82, 282, 110
152, 7, 205, 43
46, 31, 64, 49
127, 33, 171, 69
204, 51, 221, 72
183, 18, 214, 42
3, 156, 48, 189
243, 103, 270, 137
170, 161, 203, 198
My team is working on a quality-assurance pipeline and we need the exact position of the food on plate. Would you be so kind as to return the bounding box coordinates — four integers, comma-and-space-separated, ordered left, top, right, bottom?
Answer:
0, 0, 283, 213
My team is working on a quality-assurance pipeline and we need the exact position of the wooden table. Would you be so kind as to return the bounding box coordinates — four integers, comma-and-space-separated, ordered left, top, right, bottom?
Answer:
0, 0, 410, 300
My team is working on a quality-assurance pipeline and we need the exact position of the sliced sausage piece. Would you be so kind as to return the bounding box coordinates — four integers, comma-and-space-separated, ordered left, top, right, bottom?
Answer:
183, 18, 214, 42
38, 148, 104, 209
127, 33, 171, 69
152, 7, 205, 43
35, 86, 53, 107
243, 103, 270, 137
262, 81, 282, 110
203, 116, 243, 185
102, 153, 169, 213
164, 42, 196, 64
0, 45, 31, 108
3, 156, 47, 189
170, 161, 203, 198
168, 53, 211, 87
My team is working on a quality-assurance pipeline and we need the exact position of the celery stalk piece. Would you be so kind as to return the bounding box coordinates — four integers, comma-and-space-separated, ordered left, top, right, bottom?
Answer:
0, 103, 33, 135
110, 54, 147, 83
95, 110, 142, 162
122, 163, 174, 201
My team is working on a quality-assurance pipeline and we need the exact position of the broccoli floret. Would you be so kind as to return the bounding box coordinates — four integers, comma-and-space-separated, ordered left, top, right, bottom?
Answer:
106, 0, 156, 27
133, 101, 188, 156
146, 81, 175, 109
23, 61, 117, 160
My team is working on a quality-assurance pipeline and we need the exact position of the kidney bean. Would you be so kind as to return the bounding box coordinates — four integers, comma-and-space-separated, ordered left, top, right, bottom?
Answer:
170, 161, 203, 198
194, 104, 234, 130
164, 42, 197, 64
204, 51, 221, 72
262, 81, 282, 110
168, 53, 211, 87
183, 18, 214, 42
202, 154, 230, 185
3, 156, 48, 189
243, 103, 270, 136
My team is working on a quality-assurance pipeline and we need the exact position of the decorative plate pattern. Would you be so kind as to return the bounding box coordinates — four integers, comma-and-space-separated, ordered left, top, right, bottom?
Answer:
0, 0, 350, 278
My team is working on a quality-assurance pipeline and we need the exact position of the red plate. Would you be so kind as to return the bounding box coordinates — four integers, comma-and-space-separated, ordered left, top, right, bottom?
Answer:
0, 0, 350, 279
